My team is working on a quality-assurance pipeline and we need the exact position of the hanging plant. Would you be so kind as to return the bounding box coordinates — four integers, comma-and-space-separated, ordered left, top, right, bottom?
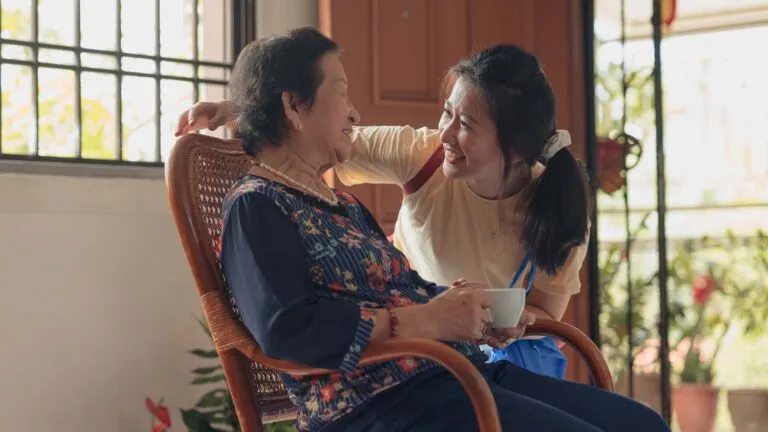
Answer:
596, 133, 643, 195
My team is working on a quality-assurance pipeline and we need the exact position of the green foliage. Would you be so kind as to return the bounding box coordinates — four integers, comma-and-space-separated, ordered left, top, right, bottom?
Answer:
598, 212, 658, 378
678, 350, 713, 384
595, 61, 656, 139
263, 422, 297, 432
599, 221, 768, 384
665, 230, 768, 384
1, 2, 128, 160
182, 318, 296, 432
181, 321, 240, 432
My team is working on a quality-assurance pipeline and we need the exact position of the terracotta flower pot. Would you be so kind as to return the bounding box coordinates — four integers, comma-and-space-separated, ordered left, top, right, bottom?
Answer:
673, 383, 719, 432
615, 372, 663, 415
728, 389, 768, 432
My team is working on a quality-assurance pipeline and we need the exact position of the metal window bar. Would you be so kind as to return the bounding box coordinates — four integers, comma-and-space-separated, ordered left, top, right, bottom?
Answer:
232, 0, 256, 57
0, 3, 3, 154
651, 0, 672, 422
31, 0, 40, 156
619, 0, 635, 400
592, 0, 673, 424
583, 0, 601, 345
155, 0, 162, 162
0, 0, 245, 166
116, 0, 123, 160
74, 0, 83, 158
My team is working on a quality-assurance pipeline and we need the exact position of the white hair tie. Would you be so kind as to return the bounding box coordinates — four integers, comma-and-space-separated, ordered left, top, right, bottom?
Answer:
541, 130, 571, 162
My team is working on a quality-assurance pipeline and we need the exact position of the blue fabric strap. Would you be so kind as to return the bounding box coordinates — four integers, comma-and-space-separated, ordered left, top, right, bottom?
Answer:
486, 252, 566, 380
508, 253, 536, 293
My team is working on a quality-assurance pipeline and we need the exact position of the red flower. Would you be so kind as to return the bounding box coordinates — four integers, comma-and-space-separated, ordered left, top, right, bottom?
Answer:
145, 397, 172, 432
320, 385, 336, 402
214, 237, 223, 259
366, 263, 387, 291
391, 259, 402, 278
692, 273, 716, 305
397, 358, 419, 373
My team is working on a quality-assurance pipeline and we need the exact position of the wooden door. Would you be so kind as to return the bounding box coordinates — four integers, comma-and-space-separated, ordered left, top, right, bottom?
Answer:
319, 0, 592, 384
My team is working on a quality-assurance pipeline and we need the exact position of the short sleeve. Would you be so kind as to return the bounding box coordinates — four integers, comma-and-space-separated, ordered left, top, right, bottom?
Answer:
533, 243, 588, 295
336, 125, 441, 187
219, 191, 377, 372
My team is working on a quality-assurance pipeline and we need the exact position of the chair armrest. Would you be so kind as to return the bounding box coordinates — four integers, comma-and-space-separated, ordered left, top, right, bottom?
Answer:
201, 291, 500, 430
527, 319, 614, 391
238, 338, 502, 432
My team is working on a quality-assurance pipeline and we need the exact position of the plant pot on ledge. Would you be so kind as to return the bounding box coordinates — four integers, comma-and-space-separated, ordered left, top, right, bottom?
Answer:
727, 388, 768, 432
673, 383, 719, 432
615, 372, 662, 415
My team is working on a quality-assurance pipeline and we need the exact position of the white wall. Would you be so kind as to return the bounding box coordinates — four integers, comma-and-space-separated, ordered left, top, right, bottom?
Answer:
0, 2, 317, 431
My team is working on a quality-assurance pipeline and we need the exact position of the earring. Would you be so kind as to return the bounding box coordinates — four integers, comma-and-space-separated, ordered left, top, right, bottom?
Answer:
297, 123, 303, 131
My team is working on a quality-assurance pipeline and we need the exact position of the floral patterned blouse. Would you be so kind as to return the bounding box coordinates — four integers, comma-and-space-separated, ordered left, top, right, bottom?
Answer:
218, 176, 483, 431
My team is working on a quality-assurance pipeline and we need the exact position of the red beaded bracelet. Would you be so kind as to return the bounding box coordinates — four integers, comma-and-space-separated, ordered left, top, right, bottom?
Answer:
386, 304, 400, 338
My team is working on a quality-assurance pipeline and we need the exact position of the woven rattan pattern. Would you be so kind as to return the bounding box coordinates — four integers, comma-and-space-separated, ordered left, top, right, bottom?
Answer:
189, 145, 292, 411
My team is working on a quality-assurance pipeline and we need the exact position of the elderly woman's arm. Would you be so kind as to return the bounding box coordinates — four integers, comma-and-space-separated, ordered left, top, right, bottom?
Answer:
219, 192, 453, 371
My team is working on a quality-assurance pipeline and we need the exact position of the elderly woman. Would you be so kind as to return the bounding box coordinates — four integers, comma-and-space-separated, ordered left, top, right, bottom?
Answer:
218, 28, 668, 432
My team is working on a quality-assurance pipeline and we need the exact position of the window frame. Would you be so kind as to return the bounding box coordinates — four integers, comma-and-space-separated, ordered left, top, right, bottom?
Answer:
0, 0, 254, 169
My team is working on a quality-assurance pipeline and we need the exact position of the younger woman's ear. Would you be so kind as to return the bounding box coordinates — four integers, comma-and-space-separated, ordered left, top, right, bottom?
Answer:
281, 91, 303, 131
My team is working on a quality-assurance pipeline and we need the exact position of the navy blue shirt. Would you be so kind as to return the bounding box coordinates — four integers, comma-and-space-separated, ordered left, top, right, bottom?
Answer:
218, 176, 483, 431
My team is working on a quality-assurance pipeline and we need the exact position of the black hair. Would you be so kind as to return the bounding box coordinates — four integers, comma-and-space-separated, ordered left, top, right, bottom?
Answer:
229, 27, 339, 156
450, 44, 591, 274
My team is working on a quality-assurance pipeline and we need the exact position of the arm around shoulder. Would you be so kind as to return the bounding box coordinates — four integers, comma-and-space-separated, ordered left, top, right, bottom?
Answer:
336, 125, 441, 187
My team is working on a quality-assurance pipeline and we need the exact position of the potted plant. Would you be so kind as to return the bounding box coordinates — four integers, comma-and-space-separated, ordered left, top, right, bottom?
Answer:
146, 317, 296, 432
598, 212, 667, 412
667, 240, 726, 432
725, 231, 768, 432
668, 231, 768, 432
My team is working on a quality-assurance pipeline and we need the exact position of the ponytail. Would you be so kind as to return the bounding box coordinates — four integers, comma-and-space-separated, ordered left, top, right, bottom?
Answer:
522, 148, 591, 274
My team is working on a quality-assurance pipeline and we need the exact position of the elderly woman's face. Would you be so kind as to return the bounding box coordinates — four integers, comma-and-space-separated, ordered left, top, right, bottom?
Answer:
295, 53, 360, 168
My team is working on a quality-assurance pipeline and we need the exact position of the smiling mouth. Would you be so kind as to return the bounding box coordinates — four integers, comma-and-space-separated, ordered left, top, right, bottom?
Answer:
443, 145, 466, 163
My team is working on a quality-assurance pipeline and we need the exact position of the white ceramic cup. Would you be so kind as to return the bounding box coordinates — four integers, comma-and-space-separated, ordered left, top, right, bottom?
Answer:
485, 288, 526, 328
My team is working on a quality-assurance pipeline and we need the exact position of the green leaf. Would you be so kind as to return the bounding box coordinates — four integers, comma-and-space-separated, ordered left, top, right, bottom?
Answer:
264, 420, 297, 432
196, 315, 213, 340
181, 409, 224, 432
196, 389, 227, 408
190, 348, 219, 359
193, 365, 223, 375
191, 374, 226, 385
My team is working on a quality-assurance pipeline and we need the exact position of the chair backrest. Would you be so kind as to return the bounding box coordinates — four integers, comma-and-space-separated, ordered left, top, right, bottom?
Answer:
165, 134, 297, 428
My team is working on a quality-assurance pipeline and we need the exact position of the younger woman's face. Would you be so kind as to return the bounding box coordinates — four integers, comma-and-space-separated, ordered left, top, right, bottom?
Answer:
438, 77, 503, 184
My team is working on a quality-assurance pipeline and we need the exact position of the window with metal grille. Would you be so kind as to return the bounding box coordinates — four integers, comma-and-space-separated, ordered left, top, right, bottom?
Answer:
0, 0, 247, 166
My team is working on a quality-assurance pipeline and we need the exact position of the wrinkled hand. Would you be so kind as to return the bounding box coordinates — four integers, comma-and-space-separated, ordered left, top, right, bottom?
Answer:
484, 310, 536, 349
422, 280, 492, 342
174, 100, 232, 136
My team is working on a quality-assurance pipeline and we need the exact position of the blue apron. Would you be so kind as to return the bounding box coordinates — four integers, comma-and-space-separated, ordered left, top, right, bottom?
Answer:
482, 254, 568, 379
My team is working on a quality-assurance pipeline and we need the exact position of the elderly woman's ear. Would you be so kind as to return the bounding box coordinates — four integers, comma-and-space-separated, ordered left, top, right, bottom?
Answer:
281, 91, 303, 132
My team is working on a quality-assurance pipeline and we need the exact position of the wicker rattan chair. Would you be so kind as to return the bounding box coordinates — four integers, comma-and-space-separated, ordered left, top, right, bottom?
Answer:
165, 133, 613, 432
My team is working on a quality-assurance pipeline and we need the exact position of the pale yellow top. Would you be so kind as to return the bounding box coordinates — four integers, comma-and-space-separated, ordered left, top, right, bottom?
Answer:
336, 126, 587, 295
